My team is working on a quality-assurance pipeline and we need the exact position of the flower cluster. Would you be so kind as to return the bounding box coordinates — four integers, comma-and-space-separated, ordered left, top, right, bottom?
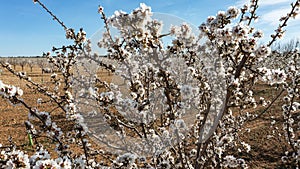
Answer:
0, 80, 23, 98
258, 67, 287, 85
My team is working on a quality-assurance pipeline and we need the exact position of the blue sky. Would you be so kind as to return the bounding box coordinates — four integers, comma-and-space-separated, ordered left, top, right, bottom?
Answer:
0, 0, 299, 56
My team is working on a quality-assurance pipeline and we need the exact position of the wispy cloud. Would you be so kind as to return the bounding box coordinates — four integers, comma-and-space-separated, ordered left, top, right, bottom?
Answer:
260, 7, 300, 26
234, 0, 299, 26
235, 0, 292, 7
261, 8, 290, 26
258, 0, 292, 6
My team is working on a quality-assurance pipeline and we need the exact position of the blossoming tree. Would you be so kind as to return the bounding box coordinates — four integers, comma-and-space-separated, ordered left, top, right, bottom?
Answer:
0, 0, 300, 168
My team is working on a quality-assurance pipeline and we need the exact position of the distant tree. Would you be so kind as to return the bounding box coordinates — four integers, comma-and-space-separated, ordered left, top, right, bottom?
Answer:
27, 60, 35, 72
9, 58, 18, 70
272, 38, 300, 53
19, 58, 28, 71
37, 59, 47, 74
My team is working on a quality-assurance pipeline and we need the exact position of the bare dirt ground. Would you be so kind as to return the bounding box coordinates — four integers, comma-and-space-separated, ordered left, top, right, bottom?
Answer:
0, 65, 45, 146
0, 61, 298, 168
0, 64, 110, 160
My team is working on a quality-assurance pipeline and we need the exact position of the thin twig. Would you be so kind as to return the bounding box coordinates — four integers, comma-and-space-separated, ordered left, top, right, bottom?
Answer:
34, 0, 68, 30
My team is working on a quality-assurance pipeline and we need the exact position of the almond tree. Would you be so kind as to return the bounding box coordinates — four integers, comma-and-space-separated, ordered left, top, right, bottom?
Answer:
27, 59, 36, 72
0, 0, 299, 168
19, 58, 27, 71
